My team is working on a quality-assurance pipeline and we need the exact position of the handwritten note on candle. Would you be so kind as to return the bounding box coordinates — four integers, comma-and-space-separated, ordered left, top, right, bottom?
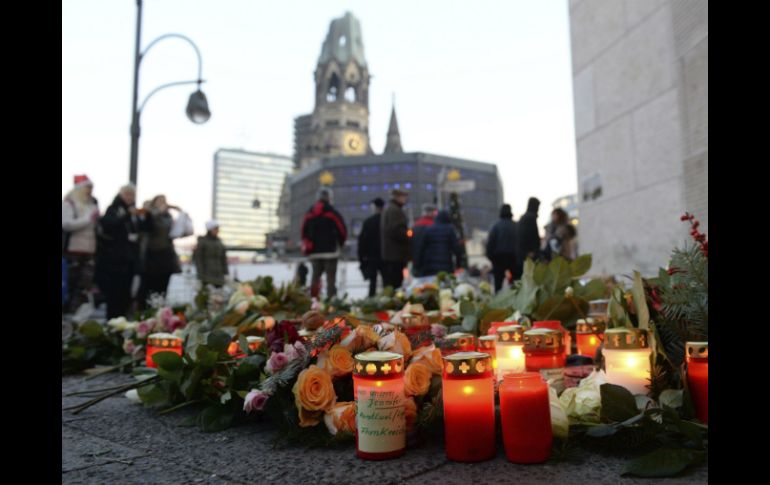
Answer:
356, 386, 405, 453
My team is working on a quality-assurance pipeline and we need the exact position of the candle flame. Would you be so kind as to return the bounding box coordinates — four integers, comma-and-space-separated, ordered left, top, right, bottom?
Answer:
589, 336, 597, 345
624, 356, 638, 368
375, 381, 383, 387
509, 347, 523, 359
462, 385, 474, 395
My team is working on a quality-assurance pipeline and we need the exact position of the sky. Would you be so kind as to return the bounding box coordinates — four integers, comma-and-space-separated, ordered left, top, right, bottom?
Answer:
62, 0, 577, 243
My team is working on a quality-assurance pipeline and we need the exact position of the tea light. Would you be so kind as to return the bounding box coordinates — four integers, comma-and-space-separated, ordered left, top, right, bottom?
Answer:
523, 328, 566, 392
499, 372, 552, 463
576, 318, 605, 359
353, 351, 406, 460
477, 335, 497, 370
441, 332, 476, 356
533, 320, 571, 355
146, 332, 183, 368
227, 336, 265, 358
441, 352, 496, 462
686, 341, 708, 424
495, 325, 526, 382
603, 328, 651, 395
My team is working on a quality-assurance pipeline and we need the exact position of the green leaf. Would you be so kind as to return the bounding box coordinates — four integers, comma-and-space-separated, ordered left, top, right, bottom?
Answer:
632, 271, 650, 330
533, 261, 548, 285
570, 254, 592, 277
235, 354, 266, 378
238, 334, 250, 355
487, 287, 516, 310
195, 346, 220, 368
574, 279, 606, 301
585, 424, 617, 437
600, 383, 639, 422
197, 404, 235, 432
79, 320, 104, 339
479, 309, 512, 335
181, 367, 204, 400
533, 296, 572, 321
460, 300, 475, 317
659, 389, 683, 409
153, 351, 183, 371
622, 448, 702, 477
207, 330, 232, 354
545, 257, 572, 294
137, 383, 172, 407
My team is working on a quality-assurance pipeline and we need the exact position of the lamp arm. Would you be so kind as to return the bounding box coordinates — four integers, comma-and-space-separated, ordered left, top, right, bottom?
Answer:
138, 79, 206, 115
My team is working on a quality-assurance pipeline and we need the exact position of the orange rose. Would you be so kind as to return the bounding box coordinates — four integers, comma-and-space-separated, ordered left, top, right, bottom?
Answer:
293, 365, 337, 427
404, 362, 432, 397
404, 397, 418, 433
318, 345, 355, 377
324, 401, 357, 435
409, 344, 443, 375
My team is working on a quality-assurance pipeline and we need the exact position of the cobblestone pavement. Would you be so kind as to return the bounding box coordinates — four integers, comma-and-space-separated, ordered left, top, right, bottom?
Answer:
62, 374, 708, 484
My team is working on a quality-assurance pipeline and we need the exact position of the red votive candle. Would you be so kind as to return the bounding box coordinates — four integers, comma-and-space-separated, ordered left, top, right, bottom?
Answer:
499, 372, 552, 463
575, 318, 604, 359
353, 351, 406, 460
487, 321, 508, 336
533, 320, 571, 355
441, 352, 496, 462
146, 333, 183, 368
400, 313, 433, 349
477, 335, 497, 371
686, 341, 708, 424
441, 332, 477, 356
524, 328, 566, 392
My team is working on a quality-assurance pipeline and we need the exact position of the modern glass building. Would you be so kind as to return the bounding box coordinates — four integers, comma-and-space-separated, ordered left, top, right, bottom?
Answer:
213, 149, 294, 249
286, 152, 503, 254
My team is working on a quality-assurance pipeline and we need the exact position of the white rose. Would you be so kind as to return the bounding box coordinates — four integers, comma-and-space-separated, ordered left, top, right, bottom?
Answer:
453, 283, 476, 299
439, 289, 453, 300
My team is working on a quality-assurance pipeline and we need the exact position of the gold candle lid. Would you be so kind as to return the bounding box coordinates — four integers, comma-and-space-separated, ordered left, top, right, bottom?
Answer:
685, 341, 708, 359
401, 313, 428, 327
147, 332, 182, 348
588, 299, 610, 316
523, 328, 563, 351
496, 325, 524, 343
576, 318, 606, 334
604, 327, 649, 349
443, 332, 476, 350
442, 351, 492, 376
353, 351, 404, 377
477, 335, 497, 350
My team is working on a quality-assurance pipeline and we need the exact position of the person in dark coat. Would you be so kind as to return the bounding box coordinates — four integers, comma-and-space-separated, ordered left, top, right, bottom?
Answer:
95, 184, 147, 319
414, 210, 465, 277
486, 204, 519, 292
357, 197, 385, 297
193, 220, 229, 287
410, 203, 436, 277
517, 197, 541, 271
300, 188, 347, 299
380, 188, 410, 289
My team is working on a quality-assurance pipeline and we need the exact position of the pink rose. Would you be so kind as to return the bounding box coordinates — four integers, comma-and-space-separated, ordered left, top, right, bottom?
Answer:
167, 316, 185, 332
136, 321, 151, 339
243, 389, 269, 413
159, 307, 173, 324
266, 352, 289, 374
122, 339, 136, 355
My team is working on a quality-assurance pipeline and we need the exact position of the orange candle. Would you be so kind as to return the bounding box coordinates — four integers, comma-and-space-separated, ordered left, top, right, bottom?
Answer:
441, 332, 476, 356
575, 318, 604, 359
686, 341, 708, 424
523, 328, 566, 392
227, 336, 265, 358
441, 352, 496, 462
145, 332, 183, 368
477, 335, 497, 371
533, 320, 571, 355
499, 372, 552, 463
353, 351, 406, 460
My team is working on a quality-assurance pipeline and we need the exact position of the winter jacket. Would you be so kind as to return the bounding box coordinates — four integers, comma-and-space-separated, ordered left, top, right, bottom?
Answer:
142, 209, 181, 276
414, 211, 464, 276
517, 199, 541, 265
411, 215, 434, 276
381, 199, 410, 262
193, 233, 228, 286
486, 217, 518, 258
358, 213, 382, 262
301, 200, 347, 259
62, 196, 99, 254
95, 195, 145, 280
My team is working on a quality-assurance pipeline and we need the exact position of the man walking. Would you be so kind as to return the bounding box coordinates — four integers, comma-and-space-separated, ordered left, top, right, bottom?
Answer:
300, 187, 347, 299
357, 197, 385, 297
381, 188, 410, 289
517, 197, 541, 272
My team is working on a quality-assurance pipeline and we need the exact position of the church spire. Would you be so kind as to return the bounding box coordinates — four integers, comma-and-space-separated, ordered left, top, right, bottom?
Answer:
384, 94, 403, 154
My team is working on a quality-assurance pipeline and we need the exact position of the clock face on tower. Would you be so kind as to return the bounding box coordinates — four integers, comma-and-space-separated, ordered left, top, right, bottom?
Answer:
343, 132, 366, 155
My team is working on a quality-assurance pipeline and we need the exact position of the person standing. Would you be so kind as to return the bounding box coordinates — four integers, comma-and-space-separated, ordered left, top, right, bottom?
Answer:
486, 204, 519, 292
193, 220, 229, 287
357, 197, 385, 297
414, 210, 464, 277
95, 184, 147, 319
410, 203, 437, 277
380, 188, 411, 289
300, 187, 347, 299
62, 174, 100, 313
517, 197, 541, 271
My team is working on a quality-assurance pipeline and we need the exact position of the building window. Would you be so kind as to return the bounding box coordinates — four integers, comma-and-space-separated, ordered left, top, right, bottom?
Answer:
326, 72, 340, 102
361, 185, 368, 192
404, 182, 412, 189
345, 87, 357, 103
339, 35, 347, 46
346, 119, 359, 128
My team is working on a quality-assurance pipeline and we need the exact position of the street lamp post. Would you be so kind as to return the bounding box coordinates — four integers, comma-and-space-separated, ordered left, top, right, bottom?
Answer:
129, 0, 211, 186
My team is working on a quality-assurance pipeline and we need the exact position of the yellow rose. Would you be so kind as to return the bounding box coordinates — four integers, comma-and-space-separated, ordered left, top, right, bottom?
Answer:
409, 345, 443, 375
404, 397, 418, 433
404, 362, 432, 397
324, 401, 357, 435
293, 365, 337, 425
318, 345, 355, 377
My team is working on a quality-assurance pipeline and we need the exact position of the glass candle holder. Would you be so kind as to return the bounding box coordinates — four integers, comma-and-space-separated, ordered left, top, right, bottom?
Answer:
495, 325, 526, 382
588, 299, 610, 317
441, 332, 477, 356
353, 351, 406, 460
603, 328, 651, 395
146, 333, 183, 368
533, 320, 571, 355
487, 321, 509, 336
686, 341, 708, 424
523, 328, 566, 392
227, 336, 265, 358
441, 352, 496, 462
576, 318, 605, 359
499, 372, 552, 463
400, 313, 432, 349
477, 335, 497, 371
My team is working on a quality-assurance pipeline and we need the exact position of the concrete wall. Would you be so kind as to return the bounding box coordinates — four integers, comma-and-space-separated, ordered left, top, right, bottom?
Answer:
569, 0, 707, 275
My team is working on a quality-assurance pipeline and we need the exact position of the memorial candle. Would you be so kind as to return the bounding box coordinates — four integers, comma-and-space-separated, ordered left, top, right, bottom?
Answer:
441, 332, 476, 356
686, 341, 708, 424
533, 320, 571, 355
487, 321, 509, 336
576, 318, 604, 359
477, 335, 497, 370
499, 372, 552, 463
603, 328, 651, 395
146, 333, 183, 368
227, 336, 265, 358
495, 325, 526, 382
400, 313, 432, 349
441, 352, 496, 462
353, 351, 406, 460
523, 328, 566, 392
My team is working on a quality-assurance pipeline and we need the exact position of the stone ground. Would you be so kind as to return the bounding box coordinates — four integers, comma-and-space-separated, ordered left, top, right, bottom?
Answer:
62, 373, 708, 485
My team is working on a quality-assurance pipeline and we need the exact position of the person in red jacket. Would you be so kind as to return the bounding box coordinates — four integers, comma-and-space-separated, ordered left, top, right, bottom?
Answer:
300, 188, 347, 299
411, 203, 437, 277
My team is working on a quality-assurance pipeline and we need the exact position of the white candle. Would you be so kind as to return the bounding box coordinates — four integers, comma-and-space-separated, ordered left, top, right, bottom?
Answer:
495, 325, 526, 382
602, 328, 651, 395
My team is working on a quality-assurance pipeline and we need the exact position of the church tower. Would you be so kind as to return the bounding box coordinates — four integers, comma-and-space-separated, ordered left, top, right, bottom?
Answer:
294, 12, 371, 168
383, 99, 403, 154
